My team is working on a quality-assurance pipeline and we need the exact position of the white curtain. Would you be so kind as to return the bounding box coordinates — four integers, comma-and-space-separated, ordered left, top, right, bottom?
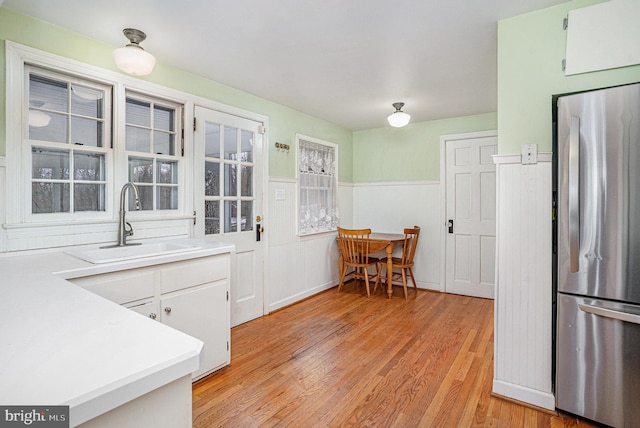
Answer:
298, 139, 339, 235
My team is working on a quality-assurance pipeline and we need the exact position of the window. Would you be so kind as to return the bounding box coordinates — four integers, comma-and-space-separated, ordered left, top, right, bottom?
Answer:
125, 94, 182, 211
27, 67, 111, 216
19, 62, 184, 219
203, 121, 255, 234
296, 134, 339, 235
6, 42, 192, 250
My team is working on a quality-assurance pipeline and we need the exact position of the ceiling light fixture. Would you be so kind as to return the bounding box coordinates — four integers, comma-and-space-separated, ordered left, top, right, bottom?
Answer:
113, 28, 156, 76
387, 102, 411, 128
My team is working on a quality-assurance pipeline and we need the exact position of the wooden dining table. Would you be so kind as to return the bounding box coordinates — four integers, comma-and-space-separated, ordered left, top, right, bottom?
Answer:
365, 233, 406, 299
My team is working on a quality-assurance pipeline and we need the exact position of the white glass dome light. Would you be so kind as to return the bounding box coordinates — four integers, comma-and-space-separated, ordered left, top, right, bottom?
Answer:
387, 102, 411, 128
113, 28, 156, 76
29, 109, 51, 127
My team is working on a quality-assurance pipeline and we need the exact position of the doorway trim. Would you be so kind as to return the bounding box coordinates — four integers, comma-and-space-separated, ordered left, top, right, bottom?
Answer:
439, 130, 498, 293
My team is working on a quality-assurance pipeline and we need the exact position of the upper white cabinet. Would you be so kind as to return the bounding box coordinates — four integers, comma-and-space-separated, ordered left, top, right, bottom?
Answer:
69, 253, 231, 380
565, 0, 640, 75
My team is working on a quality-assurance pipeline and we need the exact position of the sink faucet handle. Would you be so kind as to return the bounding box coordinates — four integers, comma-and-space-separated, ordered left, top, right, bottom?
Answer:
125, 221, 134, 237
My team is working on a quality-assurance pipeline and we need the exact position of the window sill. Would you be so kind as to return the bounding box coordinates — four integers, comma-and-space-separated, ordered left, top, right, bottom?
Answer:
297, 229, 337, 239
3, 214, 195, 230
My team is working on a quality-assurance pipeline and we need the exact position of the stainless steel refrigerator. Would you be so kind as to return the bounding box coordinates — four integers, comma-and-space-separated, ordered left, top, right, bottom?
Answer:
555, 82, 640, 427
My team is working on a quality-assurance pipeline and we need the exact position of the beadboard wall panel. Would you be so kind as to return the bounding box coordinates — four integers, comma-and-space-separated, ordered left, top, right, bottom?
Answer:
265, 178, 438, 312
493, 159, 554, 410
352, 181, 441, 290
266, 179, 348, 312
0, 159, 6, 252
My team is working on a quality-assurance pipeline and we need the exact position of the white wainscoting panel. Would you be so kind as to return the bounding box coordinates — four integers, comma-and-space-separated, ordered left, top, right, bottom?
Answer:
493, 159, 555, 410
266, 178, 348, 312
338, 182, 354, 229
268, 179, 298, 247
0, 159, 6, 252
352, 181, 441, 291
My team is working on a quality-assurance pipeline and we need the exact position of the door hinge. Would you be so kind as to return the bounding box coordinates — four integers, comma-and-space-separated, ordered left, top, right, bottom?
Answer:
562, 59, 566, 72
193, 210, 196, 225
226, 290, 229, 301
227, 341, 229, 351
193, 117, 197, 132
563, 16, 568, 30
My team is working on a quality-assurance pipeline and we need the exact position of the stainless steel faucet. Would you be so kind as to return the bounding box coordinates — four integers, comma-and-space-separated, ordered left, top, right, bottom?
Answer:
111, 182, 142, 247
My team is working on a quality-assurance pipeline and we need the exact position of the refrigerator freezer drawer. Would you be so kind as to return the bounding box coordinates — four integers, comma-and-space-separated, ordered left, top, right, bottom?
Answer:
556, 294, 640, 427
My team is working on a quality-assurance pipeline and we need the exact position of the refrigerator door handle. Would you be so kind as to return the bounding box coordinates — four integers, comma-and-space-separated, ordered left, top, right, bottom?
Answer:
579, 303, 640, 325
569, 116, 580, 273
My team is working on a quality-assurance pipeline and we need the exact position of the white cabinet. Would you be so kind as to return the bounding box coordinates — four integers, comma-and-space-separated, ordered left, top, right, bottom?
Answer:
161, 283, 228, 379
69, 254, 230, 380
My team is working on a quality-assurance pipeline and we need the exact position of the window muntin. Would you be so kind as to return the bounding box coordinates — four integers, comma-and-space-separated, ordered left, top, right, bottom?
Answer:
125, 96, 177, 155
125, 93, 182, 211
27, 67, 110, 215
29, 72, 108, 148
204, 121, 255, 235
297, 135, 339, 235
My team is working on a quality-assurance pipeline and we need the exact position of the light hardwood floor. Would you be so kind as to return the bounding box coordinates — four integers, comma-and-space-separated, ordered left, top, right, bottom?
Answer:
193, 282, 598, 427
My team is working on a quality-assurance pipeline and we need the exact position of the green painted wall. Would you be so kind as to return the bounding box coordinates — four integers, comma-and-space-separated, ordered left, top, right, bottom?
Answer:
352, 112, 497, 182
7, 1, 637, 184
497, 0, 640, 155
0, 8, 353, 181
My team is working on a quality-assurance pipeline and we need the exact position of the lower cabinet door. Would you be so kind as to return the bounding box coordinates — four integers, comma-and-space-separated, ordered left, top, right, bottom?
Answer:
161, 283, 229, 379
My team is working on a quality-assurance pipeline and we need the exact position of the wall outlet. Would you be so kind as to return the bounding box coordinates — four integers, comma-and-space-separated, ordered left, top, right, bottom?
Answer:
522, 144, 538, 165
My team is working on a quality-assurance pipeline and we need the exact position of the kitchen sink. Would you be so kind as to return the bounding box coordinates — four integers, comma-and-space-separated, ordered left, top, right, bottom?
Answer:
64, 242, 202, 264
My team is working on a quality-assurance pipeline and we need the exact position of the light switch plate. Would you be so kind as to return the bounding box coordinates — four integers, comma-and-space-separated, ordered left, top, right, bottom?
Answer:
522, 144, 538, 165
275, 188, 286, 201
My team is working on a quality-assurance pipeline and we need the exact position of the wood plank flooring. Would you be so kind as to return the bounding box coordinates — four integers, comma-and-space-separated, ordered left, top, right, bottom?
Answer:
192, 282, 598, 427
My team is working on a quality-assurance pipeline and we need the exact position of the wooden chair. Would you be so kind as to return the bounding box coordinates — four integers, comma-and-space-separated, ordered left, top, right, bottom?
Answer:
337, 227, 381, 298
376, 226, 420, 300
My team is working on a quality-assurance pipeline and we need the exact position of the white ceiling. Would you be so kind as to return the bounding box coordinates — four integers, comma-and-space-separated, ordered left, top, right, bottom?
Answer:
2, 0, 569, 130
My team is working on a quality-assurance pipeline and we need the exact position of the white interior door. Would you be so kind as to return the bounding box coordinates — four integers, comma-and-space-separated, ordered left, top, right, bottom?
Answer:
445, 134, 497, 299
194, 106, 265, 327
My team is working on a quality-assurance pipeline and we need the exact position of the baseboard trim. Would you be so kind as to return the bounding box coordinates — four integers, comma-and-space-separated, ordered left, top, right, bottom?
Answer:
490, 392, 558, 416
492, 379, 556, 411
268, 282, 335, 313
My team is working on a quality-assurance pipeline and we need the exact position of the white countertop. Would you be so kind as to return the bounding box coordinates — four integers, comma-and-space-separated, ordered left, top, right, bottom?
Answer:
0, 238, 235, 426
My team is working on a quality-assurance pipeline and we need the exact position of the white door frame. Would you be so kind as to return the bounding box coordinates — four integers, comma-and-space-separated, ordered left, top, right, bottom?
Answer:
439, 130, 497, 293
189, 98, 270, 320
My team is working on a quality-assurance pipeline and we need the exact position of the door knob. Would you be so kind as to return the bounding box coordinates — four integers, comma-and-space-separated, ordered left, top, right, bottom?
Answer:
164, 307, 172, 314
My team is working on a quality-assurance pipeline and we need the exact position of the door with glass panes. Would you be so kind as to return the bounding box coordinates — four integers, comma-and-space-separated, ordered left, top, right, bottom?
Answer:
194, 106, 264, 327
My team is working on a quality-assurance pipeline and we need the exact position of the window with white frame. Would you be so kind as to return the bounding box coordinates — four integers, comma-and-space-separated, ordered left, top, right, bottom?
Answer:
125, 94, 182, 211
17, 62, 185, 222
27, 66, 112, 216
296, 134, 339, 235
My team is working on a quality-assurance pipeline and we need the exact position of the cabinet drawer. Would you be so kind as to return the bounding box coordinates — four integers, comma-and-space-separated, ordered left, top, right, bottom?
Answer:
70, 270, 155, 305
160, 255, 229, 294
125, 300, 159, 320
